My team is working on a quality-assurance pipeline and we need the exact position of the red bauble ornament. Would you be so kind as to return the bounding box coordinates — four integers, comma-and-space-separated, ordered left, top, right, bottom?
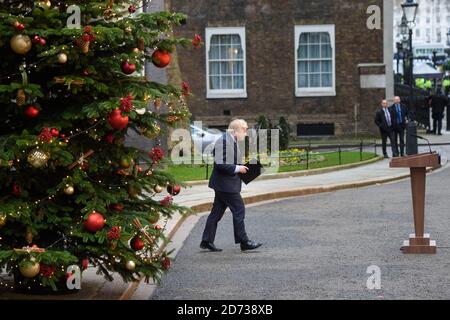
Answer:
128, 5, 137, 13
112, 203, 124, 212
151, 49, 171, 68
82, 69, 89, 76
121, 60, 136, 74
50, 128, 59, 137
12, 183, 22, 197
39, 38, 46, 46
162, 256, 171, 270
83, 211, 105, 233
39, 264, 56, 278
82, 258, 89, 270
24, 106, 39, 118
32, 35, 41, 43
130, 236, 145, 251
167, 184, 181, 196
108, 109, 129, 130
14, 22, 25, 31
104, 132, 115, 144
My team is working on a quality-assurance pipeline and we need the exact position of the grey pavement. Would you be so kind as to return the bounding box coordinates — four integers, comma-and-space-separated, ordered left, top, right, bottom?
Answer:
151, 164, 450, 300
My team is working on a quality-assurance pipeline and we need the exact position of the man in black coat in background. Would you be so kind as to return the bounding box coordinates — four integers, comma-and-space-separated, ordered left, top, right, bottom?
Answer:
375, 99, 398, 158
390, 96, 410, 156
428, 88, 449, 135
200, 119, 263, 252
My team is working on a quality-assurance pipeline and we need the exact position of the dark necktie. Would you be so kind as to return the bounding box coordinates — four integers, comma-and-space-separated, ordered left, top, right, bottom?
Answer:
384, 109, 391, 127
396, 104, 402, 124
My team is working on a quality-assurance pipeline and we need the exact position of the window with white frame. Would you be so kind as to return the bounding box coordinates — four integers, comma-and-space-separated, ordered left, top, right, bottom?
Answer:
295, 25, 336, 97
206, 27, 247, 99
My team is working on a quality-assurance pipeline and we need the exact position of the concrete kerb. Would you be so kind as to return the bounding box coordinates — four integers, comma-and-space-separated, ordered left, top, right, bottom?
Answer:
185, 155, 384, 186
118, 161, 443, 300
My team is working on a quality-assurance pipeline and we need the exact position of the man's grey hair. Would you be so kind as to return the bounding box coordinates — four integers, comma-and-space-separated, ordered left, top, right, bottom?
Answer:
228, 119, 248, 132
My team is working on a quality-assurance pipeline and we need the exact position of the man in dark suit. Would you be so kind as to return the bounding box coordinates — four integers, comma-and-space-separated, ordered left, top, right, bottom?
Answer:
428, 88, 448, 135
375, 99, 398, 158
390, 96, 410, 156
200, 119, 263, 252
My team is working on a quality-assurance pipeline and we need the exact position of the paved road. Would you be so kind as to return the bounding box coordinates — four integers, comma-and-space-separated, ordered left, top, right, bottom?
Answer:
152, 165, 450, 300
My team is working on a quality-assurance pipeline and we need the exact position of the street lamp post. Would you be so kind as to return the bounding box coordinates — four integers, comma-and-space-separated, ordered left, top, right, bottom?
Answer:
402, 0, 419, 155
396, 42, 403, 83
400, 15, 409, 85
401, 0, 419, 109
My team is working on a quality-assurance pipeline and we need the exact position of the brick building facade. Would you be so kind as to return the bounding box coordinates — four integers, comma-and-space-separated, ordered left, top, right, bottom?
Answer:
168, 0, 394, 136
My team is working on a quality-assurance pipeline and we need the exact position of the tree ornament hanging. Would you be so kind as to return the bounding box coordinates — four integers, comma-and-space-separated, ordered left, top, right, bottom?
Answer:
57, 52, 67, 64
125, 260, 136, 271
128, 185, 141, 198
130, 235, 145, 251
13, 21, 25, 31
153, 184, 163, 193
148, 212, 160, 224
27, 149, 50, 168
24, 105, 39, 117
121, 60, 136, 74
128, 4, 137, 13
167, 184, 181, 196
112, 203, 124, 212
108, 109, 129, 130
151, 49, 171, 68
50, 128, 59, 137
16, 89, 26, 106
0, 215, 6, 228
162, 256, 171, 270
154, 98, 162, 110
19, 260, 41, 278
83, 211, 105, 233
12, 183, 22, 197
10, 34, 32, 55
63, 185, 75, 195
32, 35, 41, 44
68, 150, 94, 170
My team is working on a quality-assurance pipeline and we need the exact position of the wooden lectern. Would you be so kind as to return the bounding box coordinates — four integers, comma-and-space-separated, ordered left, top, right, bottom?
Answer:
390, 152, 440, 254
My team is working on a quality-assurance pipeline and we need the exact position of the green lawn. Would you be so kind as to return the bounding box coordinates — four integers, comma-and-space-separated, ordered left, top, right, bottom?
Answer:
168, 151, 378, 181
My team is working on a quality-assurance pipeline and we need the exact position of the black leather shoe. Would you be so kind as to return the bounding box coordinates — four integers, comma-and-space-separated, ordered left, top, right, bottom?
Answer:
200, 241, 222, 252
240, 240, 263, 251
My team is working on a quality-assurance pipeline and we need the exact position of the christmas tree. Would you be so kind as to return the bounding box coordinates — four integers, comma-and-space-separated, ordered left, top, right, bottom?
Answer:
0, 0, 196, 292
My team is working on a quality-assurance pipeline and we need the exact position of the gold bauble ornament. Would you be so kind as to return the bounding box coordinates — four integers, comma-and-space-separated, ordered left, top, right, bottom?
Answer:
148, 212, 160, 224
132, 47, 140, 54
144, 124, 161, 139
19, 260, 40, 278
125, 260, 136, 271
0, 215, 6, 228
57, 52, 68, 64
10, 34, 32, 55
27, 149, 50, 168
153, 185, 163, 193
128, 185, 141, 198
64, 185, 75, 195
